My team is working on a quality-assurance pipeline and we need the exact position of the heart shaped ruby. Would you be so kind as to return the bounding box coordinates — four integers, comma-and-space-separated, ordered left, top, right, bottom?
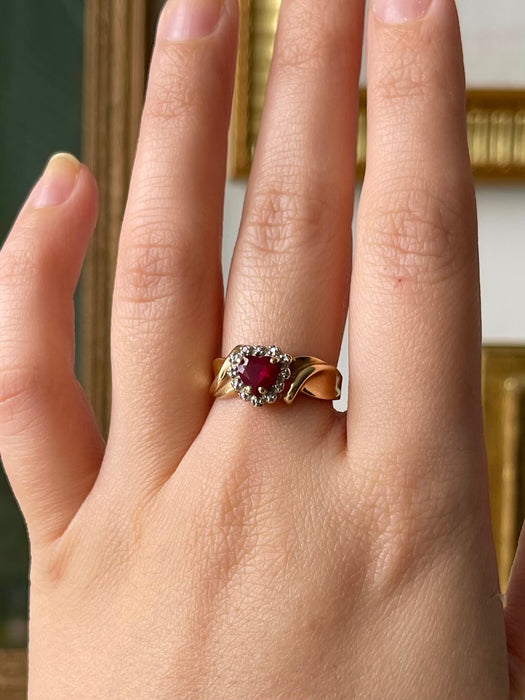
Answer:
238, 355, 281, 392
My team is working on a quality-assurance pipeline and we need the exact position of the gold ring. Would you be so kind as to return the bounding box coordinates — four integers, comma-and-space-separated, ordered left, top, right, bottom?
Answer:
210, 344, 342, 407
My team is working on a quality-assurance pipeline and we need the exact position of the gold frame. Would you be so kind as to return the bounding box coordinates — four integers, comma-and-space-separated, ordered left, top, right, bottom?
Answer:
0, 650, 26, 700
483, 347, 525, 592
228, 1, 525, 180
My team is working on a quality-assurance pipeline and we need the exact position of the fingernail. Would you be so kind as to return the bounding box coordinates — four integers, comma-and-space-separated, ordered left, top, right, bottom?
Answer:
160, 0, 223, 41
373, 0, 433, 23
31, 153, 81, 208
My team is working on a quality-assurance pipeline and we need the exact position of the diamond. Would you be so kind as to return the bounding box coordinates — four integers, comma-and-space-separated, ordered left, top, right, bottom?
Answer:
280, 367, 291, 380
231, 376, 243, 390
274, 380, 285, 393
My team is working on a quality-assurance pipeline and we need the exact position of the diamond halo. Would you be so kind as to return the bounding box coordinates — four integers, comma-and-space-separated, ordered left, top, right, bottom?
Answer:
227, 345, 292, 407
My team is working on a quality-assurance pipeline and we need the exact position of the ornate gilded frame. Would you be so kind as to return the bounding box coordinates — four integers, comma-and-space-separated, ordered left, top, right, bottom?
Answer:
483, 347, 525, 591
229, 1, 525, 180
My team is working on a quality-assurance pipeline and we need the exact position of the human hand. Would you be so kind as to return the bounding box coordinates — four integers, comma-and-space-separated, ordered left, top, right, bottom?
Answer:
2, 0, 524, 697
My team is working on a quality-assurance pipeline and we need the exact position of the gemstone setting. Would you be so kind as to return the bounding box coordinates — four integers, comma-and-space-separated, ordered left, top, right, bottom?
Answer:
228, 345, 291, 406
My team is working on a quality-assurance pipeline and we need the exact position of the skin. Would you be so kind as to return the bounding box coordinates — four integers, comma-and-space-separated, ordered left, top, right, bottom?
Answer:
1, 0, 524, 697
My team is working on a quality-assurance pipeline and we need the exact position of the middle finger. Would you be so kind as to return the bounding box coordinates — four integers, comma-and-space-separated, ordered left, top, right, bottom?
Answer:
108, 0, 238, 481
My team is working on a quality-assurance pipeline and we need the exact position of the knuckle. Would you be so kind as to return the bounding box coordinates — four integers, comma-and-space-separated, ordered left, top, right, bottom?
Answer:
0, 362, 47, 429
143, 46, 200, 123
208, 464, 261, 586
271, 3, 348, 74
33, 505, 138, 592
374, 42, 433, 102
0, 257, 45, 427
0, 364, 34, 409
193, 455, 299, 592
0, 246, 58, 429
117, 222, 205, 310
273, 33, 331, 74
350, 448, 475, 596
361, 186, 472, 288
0, 240, 41, 290
241, 183, 333, 258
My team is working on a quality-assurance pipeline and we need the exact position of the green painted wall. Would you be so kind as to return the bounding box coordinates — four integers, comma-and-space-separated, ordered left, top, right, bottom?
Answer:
0, 0, 84, 647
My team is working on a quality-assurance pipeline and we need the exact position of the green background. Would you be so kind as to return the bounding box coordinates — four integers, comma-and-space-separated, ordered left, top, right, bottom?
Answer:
0, 0, 84, 647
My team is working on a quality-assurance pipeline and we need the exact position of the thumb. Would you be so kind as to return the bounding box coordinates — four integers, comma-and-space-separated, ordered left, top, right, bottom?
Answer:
0, 154, 105, 549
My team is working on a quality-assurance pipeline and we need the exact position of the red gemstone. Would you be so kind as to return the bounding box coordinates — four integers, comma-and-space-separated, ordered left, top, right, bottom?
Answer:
238, 355, 281, 392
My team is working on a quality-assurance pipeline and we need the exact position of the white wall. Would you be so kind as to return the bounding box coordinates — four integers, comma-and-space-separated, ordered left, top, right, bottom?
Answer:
358, 0, 525, 87
478, 185, 525, 341
456, 0, 525, 87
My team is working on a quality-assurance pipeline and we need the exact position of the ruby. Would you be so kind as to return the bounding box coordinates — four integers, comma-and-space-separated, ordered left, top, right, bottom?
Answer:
238, 355, 281, 392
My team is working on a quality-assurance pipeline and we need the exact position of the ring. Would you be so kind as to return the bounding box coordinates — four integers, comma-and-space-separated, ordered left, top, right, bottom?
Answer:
210, 344, 342, 407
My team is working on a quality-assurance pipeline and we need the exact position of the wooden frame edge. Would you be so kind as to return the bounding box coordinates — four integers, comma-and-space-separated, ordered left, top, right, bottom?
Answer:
80, 0, 148, 435
0, 650, 26, 700
482, 346, 525, 591
228, 0, 252, 177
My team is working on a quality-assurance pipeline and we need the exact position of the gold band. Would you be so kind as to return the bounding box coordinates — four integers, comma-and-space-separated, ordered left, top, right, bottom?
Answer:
210, 345, 342, 406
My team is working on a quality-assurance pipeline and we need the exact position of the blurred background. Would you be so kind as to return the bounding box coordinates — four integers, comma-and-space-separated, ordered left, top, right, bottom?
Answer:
0, 0, 524, 651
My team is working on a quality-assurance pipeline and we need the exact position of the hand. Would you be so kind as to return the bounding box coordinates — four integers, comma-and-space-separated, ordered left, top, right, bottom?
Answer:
1, 0, 524, 697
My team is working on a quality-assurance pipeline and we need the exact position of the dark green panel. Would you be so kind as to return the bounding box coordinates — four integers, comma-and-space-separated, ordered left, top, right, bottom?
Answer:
0, 0, 84, 648
0, 0, 84, 237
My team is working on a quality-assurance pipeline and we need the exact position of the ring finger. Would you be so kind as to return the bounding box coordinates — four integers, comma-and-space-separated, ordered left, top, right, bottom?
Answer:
221, 0, 365, 411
